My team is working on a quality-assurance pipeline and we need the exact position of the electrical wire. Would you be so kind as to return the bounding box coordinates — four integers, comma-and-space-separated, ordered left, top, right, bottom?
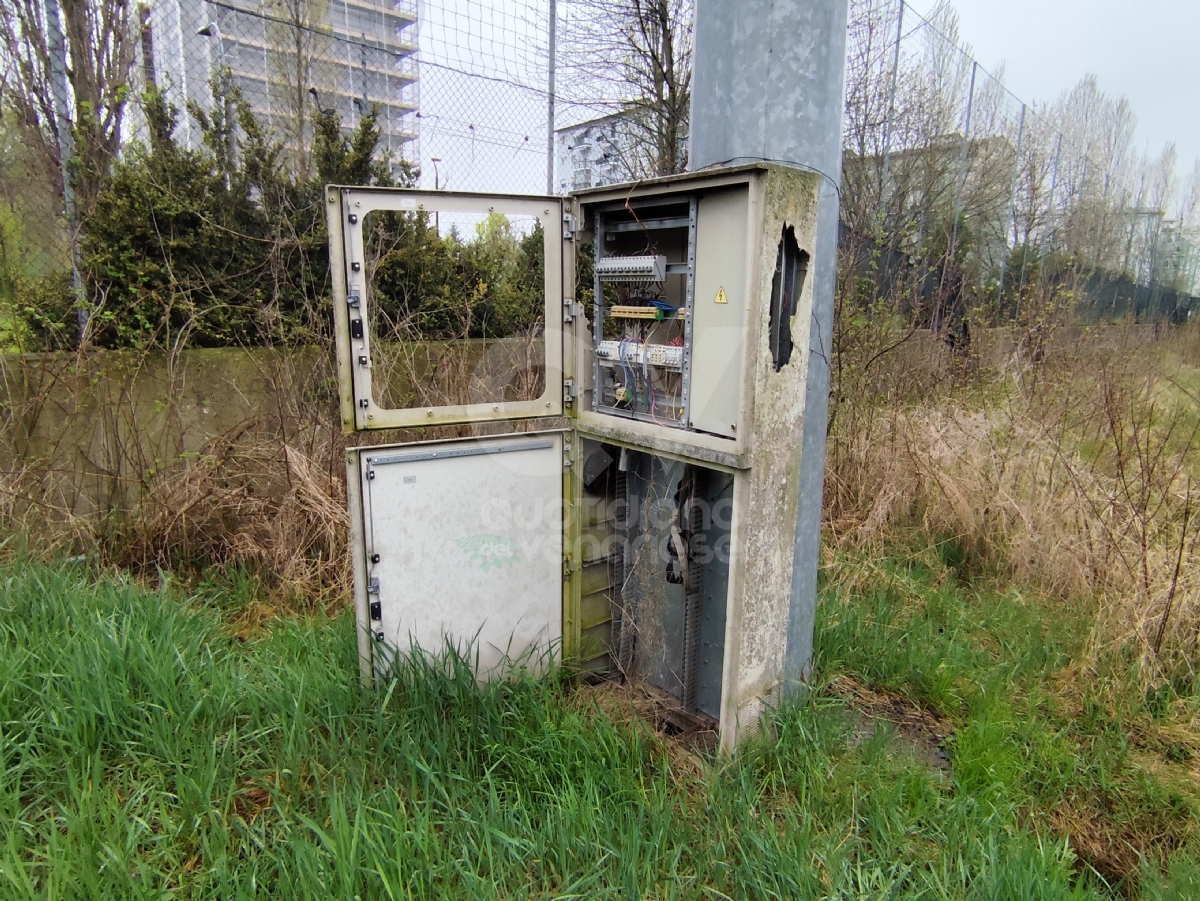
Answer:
617, 335, 637, 410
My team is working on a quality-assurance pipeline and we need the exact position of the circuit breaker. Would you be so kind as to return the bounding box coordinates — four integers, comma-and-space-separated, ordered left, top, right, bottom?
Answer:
330, 164, 823, 753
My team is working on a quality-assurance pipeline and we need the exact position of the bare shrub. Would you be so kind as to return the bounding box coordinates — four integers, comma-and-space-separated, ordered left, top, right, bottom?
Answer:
827, 320, 1200, 681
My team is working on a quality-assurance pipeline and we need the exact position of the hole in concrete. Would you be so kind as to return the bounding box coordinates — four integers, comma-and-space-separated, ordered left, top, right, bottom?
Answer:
768, 225, 809, 372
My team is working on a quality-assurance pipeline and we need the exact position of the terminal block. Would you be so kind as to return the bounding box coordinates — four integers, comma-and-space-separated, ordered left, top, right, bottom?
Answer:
591, 201, 692, 427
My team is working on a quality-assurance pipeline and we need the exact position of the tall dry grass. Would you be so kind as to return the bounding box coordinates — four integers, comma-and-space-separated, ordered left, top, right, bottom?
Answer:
0, 348, 352, 606
2, 313, 1197, 679
0, 340, 553, 609
826, 321, 1200, 680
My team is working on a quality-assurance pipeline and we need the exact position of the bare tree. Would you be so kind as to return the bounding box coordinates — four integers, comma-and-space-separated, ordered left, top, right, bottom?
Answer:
840, 0, 903, 233
1178, 160, 1200, 230
841, 0, 1008, 265
839, 0, 1197, 316
0, 0, 139, 213
561, 0, 692, 178
267, 0, 328, 179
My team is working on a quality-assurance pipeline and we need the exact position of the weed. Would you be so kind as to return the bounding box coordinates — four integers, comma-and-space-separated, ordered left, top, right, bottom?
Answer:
827, 323, 1200, 683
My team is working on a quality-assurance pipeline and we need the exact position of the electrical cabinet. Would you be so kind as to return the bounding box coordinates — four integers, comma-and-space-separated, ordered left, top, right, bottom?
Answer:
589, 187, 749, 439
330, 164, 823, 753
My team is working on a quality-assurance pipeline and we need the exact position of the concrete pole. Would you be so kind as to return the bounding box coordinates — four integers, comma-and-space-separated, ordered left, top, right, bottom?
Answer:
690, 0, 849, 693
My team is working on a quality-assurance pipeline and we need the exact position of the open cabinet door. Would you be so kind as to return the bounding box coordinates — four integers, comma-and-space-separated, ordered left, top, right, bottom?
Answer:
327, 185, 575, 681
327, 186, 565, 431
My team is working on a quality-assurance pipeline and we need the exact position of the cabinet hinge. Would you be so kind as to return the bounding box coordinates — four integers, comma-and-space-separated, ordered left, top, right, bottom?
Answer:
563, 212, 576, 240
563, 378, 575, 407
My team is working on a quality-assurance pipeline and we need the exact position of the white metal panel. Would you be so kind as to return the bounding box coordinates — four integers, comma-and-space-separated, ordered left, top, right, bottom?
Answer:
360, 433, 564, 675
689, 187, 750, 438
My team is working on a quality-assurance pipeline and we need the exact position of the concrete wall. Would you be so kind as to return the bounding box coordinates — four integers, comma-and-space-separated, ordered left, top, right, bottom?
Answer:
0, 347, 336, 518
0, 339, 546, 522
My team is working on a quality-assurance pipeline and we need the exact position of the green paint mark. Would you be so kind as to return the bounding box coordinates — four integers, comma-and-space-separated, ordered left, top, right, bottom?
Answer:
454, 534, 519, 571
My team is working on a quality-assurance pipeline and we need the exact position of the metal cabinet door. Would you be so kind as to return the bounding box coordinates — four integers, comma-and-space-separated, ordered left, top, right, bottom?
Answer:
327, 186, 566, 432
350, 432, 566, 679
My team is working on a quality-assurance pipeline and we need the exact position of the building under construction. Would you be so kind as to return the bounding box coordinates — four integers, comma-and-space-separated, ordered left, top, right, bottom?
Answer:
139, 0, 418, 161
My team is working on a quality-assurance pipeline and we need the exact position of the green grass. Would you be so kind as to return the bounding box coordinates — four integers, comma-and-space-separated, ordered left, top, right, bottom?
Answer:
1, 557, 1198, 899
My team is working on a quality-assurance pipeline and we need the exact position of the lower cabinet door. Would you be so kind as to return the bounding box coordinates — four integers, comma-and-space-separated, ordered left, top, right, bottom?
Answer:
357, 432, 565, 676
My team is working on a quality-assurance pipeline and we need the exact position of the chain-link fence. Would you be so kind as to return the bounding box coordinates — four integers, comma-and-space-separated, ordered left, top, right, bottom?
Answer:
0, 99, 71, 345
843, 0, 1198, 323
0, 0, 1195, 349
417, 0, 550, 193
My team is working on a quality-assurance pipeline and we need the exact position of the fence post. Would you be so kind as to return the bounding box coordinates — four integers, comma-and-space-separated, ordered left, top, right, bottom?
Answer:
45, 0, 87, 345
1034, 131, 1064, 302
547, 0, 557, 195
997, 102, 1026, 303
878, 0, 905, 214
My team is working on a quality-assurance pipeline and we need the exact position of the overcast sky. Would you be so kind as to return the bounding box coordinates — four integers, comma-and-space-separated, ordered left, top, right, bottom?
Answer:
908, 0, 1200, 184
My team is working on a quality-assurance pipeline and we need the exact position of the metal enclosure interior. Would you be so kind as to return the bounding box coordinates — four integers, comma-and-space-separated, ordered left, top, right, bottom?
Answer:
329, 165, 824, 753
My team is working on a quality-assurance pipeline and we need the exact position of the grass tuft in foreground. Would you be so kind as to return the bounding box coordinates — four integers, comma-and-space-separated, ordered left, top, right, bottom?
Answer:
0, 558, 1197, 898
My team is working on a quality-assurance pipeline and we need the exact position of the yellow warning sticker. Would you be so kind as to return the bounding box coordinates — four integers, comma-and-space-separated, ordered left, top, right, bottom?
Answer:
715, 287, 728, 304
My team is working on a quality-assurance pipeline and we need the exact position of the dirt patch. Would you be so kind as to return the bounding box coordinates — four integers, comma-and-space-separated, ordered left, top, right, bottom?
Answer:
230, 783, 274, 823
829, 675, 953, 774
575, 679, 719, 771
577, 675, 954, 773
1041, 804, 1155, 891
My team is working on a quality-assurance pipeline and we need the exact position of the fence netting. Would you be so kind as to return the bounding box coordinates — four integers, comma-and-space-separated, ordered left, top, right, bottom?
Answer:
0, 0, 1195, 351
842, 0, 1195, 325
